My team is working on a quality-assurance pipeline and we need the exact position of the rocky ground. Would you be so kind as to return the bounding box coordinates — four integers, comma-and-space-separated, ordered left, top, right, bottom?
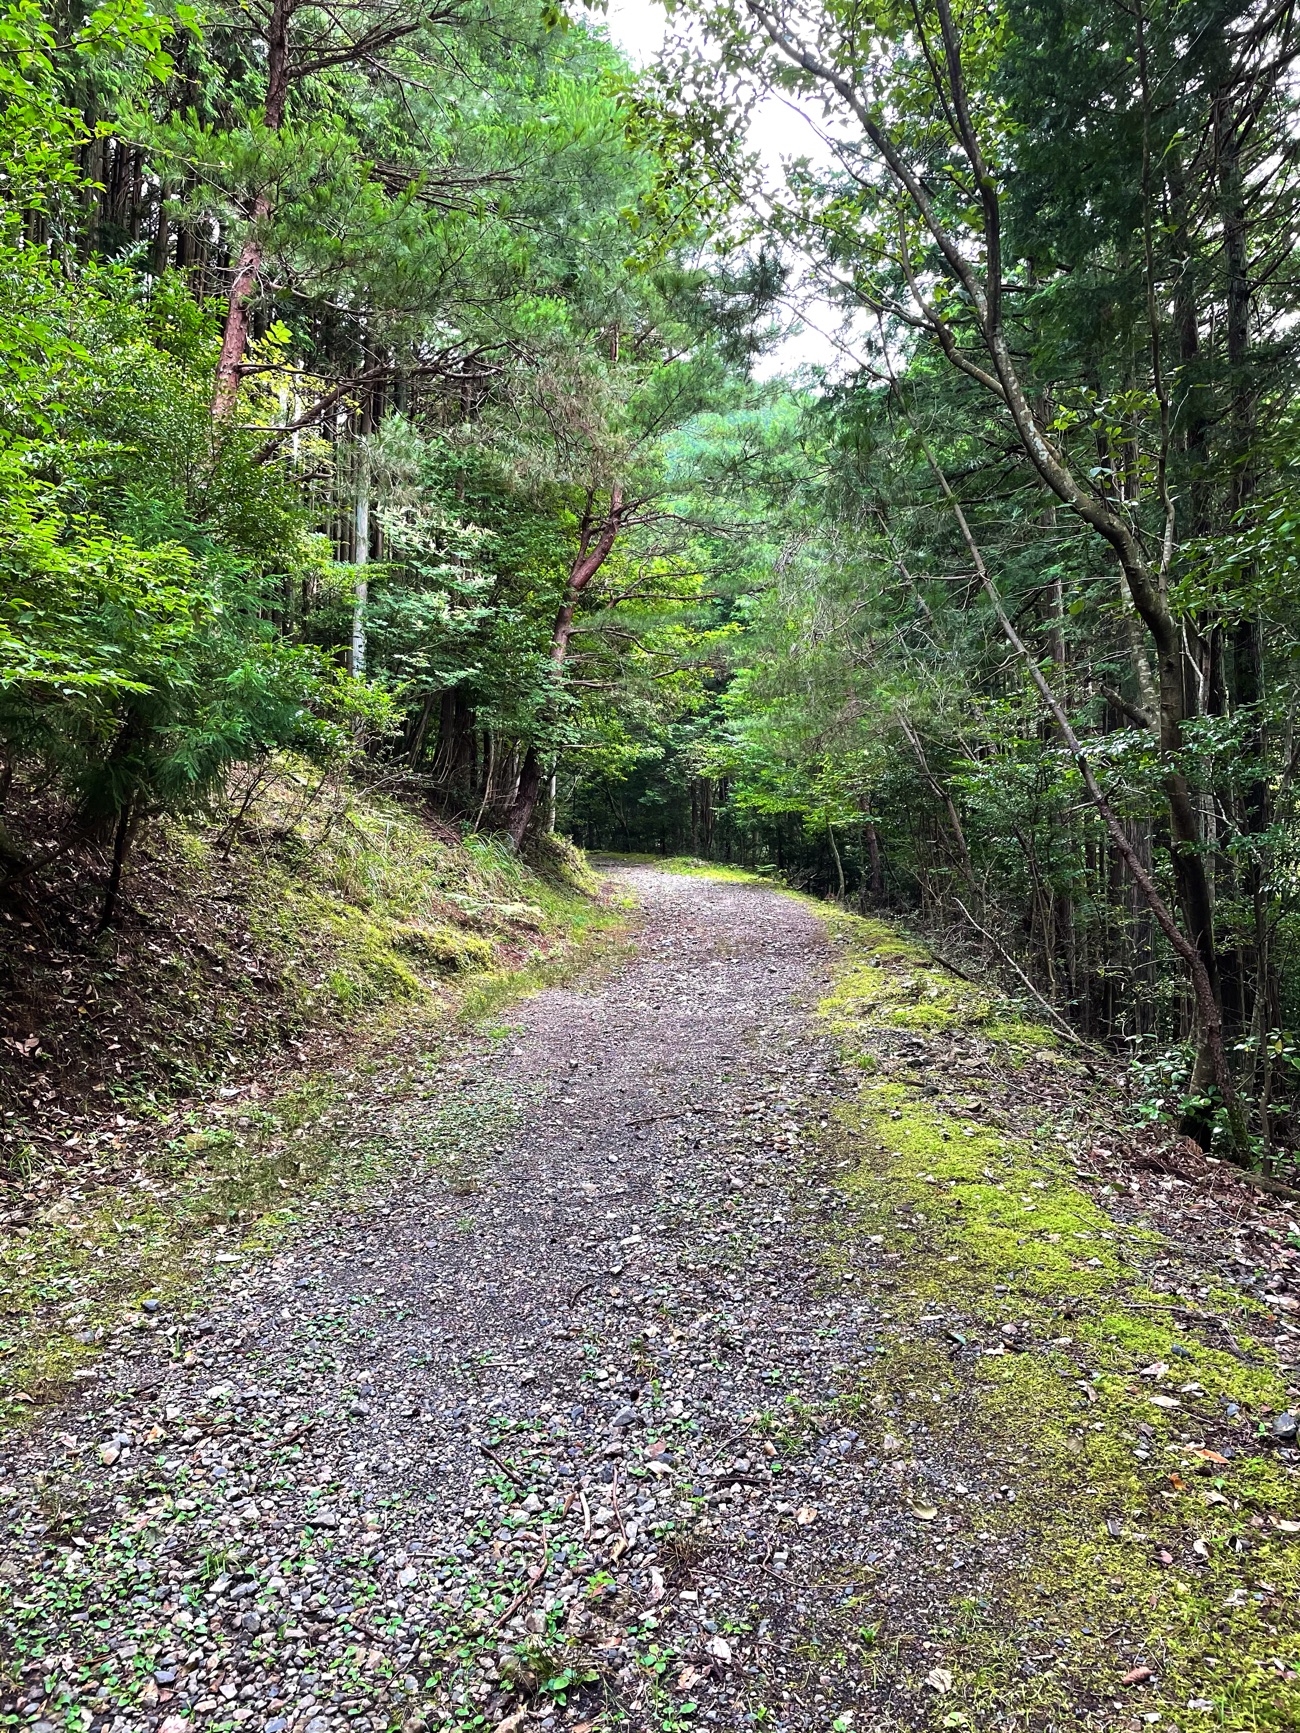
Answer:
2, 865, 1298, 1733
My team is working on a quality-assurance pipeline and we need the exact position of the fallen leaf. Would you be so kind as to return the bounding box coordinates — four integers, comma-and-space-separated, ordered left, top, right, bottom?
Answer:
707, 1636, 732, 1665
924, 1667, 954, 1694
1192, 1449, 1228, 1464
1121, 1666, 1154, 1686
795, 1506, 818, 1526
1149, 1395, 1181, 1410
910, 1504, 939, 1522
99, 1443, 120, 1465
1139, 1362, 1169, 1379
1273, 1518, 1300, 1534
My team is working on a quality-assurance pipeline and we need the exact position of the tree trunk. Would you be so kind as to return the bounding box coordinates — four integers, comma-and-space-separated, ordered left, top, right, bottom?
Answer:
212, 0, 291, 417
503, 485, 625, 844
506, 747, 543, 847
864, 814, 884, 902
350, 488, 369, 677
827, 822, 845, 900
96, 796, 140, 933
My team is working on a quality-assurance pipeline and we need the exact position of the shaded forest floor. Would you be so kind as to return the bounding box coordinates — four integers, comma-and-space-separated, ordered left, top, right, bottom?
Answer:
1, 862, 1298, 1733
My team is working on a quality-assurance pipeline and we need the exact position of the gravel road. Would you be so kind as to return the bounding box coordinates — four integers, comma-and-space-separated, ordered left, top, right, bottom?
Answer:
0, 867, 993, 1733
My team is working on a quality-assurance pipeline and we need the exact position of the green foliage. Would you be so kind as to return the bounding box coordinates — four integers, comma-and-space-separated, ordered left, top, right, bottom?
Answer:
0, 0, 755, 907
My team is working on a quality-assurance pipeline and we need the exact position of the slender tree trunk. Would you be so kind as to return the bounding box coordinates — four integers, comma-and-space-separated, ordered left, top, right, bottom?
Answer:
505, 485, 625, 845
1217, 83, 1274, 1091
97, 796, 139, 933
351, 475, 370, 678
827, 822, 845, 900
864, 813, 884, 902
212, 0, 291, 417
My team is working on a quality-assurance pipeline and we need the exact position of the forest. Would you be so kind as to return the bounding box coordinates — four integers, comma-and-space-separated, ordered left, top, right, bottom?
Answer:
4, 0, 1300, 1169
6, 7, 1300, 1731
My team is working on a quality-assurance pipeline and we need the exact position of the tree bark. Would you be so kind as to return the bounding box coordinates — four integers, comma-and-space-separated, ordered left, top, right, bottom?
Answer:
864, 813, 884, 902
212, 0, 291, 417
350, 477, 369, 677
504, 485, 625, 845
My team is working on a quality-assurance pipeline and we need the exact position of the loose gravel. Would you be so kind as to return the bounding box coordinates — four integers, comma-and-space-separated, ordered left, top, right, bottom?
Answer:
0, 868, 1127, 1733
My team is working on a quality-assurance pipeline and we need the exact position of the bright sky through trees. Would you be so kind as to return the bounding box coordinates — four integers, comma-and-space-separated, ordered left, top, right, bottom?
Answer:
601, 0, 847, 375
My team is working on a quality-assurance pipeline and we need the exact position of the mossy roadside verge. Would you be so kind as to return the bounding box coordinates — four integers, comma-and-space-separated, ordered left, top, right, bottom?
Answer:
1, 785, 634, 1432
806, 905, 1300, 1730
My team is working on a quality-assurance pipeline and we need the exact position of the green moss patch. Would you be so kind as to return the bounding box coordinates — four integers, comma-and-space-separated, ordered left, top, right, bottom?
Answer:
811, 909, 1300, 1730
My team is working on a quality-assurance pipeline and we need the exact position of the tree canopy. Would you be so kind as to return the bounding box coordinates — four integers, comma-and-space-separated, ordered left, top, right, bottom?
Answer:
6, 0, 1300, 1159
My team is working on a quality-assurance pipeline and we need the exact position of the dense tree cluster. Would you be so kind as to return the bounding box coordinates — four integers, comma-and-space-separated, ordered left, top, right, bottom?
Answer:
570, 0, 1300, 1160
0, 0, 764, 909
7, 0, 1300, 1160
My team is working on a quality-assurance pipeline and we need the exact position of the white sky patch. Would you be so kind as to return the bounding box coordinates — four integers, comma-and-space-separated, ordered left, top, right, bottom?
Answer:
598, 0, 856, 380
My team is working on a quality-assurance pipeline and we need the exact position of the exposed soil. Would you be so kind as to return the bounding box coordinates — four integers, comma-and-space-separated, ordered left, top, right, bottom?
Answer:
1, 866, 1297, 1733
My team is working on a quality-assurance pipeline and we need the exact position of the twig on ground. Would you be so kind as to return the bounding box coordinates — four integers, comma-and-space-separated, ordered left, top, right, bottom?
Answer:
610, 1462, 627, 1541
479, 1442, 523, 1486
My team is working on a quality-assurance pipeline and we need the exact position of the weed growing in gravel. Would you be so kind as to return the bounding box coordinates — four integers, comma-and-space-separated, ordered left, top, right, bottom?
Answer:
810, 910, 1300, 1731
0, 1075, 525, 1426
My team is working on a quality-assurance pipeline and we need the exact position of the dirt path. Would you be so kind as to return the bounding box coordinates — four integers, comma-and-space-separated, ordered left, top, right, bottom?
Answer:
3, 866, 1297, 1733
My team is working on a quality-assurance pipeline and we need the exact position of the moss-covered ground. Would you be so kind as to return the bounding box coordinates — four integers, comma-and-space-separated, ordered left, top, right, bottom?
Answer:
813, 908, 1300, 1730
